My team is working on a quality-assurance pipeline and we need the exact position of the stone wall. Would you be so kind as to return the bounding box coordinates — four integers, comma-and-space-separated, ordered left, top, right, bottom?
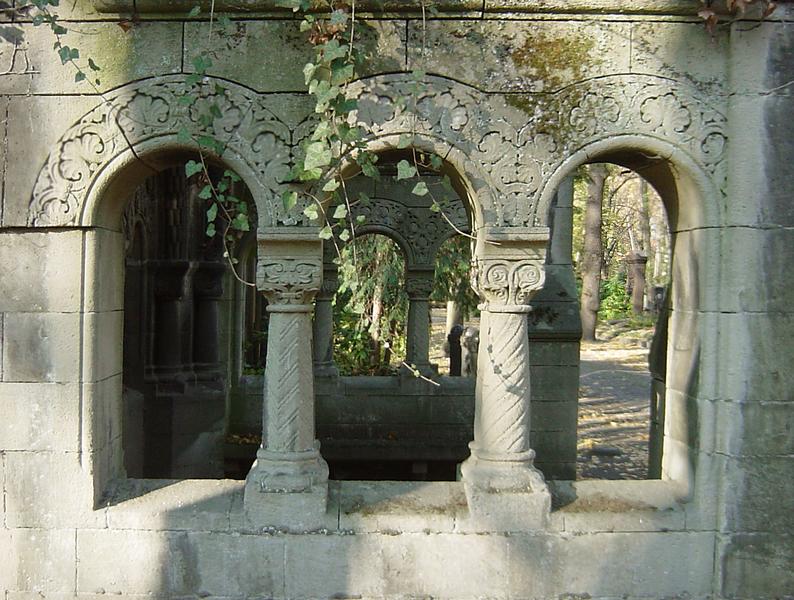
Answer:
1, 1, 793, 598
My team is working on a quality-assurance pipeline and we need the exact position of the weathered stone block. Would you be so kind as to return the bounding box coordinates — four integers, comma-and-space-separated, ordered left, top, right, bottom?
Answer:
339, 481, 464, 533
184, 20, 404, 93
82, 310, 123, 383
2, 312, 81, 383
719, 532, 794, 599
630, 22, 728, 94
717, 311, 794, 405
720, 227, 794, 313
407, 19, 630, 92
558, 531, 714, 597
82, 374, 123, 454
716, 400, 794, 458
84, 228, 125, 312
379, 532, 509, 598
106, 479, 239, 532
530, 365, 579, 402
0, 382, 79, 451
724, 456, 794, 533
285, 534, 387, 599
3, 95, 97, 227
4, 450, 104, 528
0, 231, 84, 312
6, 528, 77, 593
0, 22, 182, 95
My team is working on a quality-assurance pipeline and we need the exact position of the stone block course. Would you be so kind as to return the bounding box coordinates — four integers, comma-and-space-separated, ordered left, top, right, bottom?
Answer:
719, 532, 794, 600
407, 19, 631, 93
0, 231, 84, 313
0, 382, 80, 452
2, 312, 81, 383
6, 528, 77, 594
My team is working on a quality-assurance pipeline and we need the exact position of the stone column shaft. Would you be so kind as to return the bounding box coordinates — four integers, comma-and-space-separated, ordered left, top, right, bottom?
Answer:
312, 268, 339, 376
405, 272, 435, 375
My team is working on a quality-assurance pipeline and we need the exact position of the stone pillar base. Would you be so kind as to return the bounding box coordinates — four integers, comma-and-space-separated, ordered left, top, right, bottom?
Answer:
460, 450, 550, 530
244, 447, 329, 529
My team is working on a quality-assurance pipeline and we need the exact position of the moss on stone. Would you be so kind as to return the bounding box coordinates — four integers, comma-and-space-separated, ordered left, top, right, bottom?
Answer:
510, 31, 598, 92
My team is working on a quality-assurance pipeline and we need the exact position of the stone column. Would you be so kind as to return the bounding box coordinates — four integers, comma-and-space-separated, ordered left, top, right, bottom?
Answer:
244, 234, 329, 528
312, 266, 339, 377
460, 256, 550, 528
405, 271, 436, 376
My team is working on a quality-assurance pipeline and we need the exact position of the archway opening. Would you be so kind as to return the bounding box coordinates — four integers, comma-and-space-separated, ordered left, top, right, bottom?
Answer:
120, 162, 258, 479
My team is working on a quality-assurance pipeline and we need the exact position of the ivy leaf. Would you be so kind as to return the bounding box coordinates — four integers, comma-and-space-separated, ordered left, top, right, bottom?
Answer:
206, 203, 218, 222
282, 190, 298, 212
339, 228, 351, 242
332, 204, 347, 220
231, 213, 250, 231
303, 141, 332, 171
411, 181, 429, 196
311, 121, 333, 142
57, 46, 71, 64
192, 55, 213, 74
397, 134, 412, 149
198, 185, 213, 200
430, 154, 443, 170
356, 214, 366, 224
185, 160, 203, 177
303, 62, 317, 85
322, 178, 340, 192
322, 39, 348, 62
318, 225, 334, 240
206, 222, 216, 237
331, 63, 354, 86
197, 135, 223, 154
396, 159, 417, 181
188, 5, 201, 17
299, 167, 323, 181
224, 170, 241, 182
177, 128, 193, 144
330, 9, 348, 26
430, 201, 441, 213
51, 23, 68, 35
74, 71, 86, 83
178, 95, 196, 107
303, 204, 319, 220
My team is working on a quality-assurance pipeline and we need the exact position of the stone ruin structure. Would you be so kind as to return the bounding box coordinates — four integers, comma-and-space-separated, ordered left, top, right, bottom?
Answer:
1, 1, 793, 598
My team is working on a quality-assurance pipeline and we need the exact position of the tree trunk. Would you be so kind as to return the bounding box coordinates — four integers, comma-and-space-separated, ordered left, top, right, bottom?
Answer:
638, 178, 652, 311
580, 164, 607, 341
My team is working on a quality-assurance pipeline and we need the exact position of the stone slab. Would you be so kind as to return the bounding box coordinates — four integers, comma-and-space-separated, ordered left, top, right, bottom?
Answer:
719, 532, 794, 599
3, 94, 97, 227
630, 22, 728, 95
0, 382, 79, 451
4, 450, 105, 528
6, 528, 77, 593
407, 19, 630, 93
2, 312, 81, 383
82, 310, 123, 383
184, 19, 405, 93
0, 22, 182, 95
83, 228, 125, 312
81, 374, 123, 454
0, 231, 84, 312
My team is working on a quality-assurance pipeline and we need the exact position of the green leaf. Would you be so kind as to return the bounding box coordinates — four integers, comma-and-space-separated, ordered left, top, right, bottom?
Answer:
51, 23, 67, 35
74, 71, 86, 83
231, 213, 250, 231
224, 170, 241, 183
303, 141, 332, 171
206, 222, 216, 237
332, 204, 347, 220
303, 62, 317, 85
356, 214, 366, 224
57, 46, 71, 64
178, 95, 196, 107
187, 5, 201, 17
70, 47, 79, 60
217, 179, 229, 193
396, 159, 417, 181
321, 39, 347, 62
198, 185, 213, 200
430, 154, 443, 170
330, 9, 348, 26
411, 181, 429, 196
185, 73, 202, 86
311, 121, 332, 142
397, 134, 412, 149
430, 201, 441, 213
322, 179, 340, 192
185, 160, 203, 177
357, 192, 371, 205
177, 128, 193, 144
299, 167, 323, 181
282, 190, 298, 212
197, 135, 223, 154
300, 18, 313, 32
339, 228, 350, 242
319, 225, 334, 240
331, 63, 354, 86
303, 204, 319, 220
192, 54, 213, 74
206, 203, 218, 222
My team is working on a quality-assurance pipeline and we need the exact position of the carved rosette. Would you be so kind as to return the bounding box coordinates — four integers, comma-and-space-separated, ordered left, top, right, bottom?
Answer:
473, 259, 545, 312
257, 257, 322, 308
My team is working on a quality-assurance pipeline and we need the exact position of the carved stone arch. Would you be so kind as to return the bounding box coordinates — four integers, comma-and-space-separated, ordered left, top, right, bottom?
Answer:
344, 74, 536, 232
27, 75, 292, 228
348, 223, 416, 267
521, 74, 727, 229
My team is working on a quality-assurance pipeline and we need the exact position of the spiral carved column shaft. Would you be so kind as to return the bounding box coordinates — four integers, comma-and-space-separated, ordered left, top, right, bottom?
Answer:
461, 257, 547, 492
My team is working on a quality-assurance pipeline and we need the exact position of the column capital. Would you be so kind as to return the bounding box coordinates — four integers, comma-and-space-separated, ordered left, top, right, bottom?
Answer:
257, 256, 322, 308
472, 258, 546, 312
405, 274, 435, 300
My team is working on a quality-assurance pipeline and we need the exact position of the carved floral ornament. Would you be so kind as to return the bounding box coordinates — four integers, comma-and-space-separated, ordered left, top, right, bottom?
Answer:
472, 259, 545, 310
404, 275, 435, 299
28, 74, 725, 231
257, 257, 322, 306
